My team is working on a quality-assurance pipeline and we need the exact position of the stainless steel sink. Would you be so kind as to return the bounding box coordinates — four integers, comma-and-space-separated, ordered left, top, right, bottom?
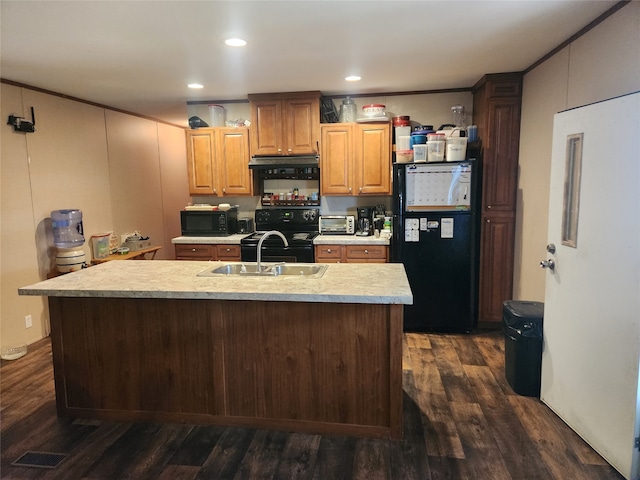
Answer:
198, 263, 328, 278
271, 264, 327, 276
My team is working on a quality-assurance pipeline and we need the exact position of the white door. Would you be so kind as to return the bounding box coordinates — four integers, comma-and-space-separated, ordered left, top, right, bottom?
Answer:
541, 92, 640, 480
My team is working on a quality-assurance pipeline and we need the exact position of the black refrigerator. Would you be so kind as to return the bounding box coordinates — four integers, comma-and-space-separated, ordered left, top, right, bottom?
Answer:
392, 160, 479, 333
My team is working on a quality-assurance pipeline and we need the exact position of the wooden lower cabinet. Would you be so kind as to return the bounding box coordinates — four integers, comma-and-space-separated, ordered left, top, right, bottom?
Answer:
175, 244, 214, 260
175, 243, 241, 261
478, 214, 516, 322
214, 244, 241, 261
48, 296, 403, 439
315, 244, 388, 263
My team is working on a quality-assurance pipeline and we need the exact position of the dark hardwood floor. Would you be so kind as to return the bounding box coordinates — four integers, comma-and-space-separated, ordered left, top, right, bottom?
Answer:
1, 330, 624, 479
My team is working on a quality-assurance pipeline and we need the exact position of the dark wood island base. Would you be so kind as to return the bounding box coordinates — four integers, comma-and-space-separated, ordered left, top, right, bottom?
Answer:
49, 296, 403, 439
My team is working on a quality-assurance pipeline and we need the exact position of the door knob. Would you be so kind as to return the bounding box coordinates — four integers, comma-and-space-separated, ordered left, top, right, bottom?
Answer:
547, 243, 556, 254
540, 259, 555, 270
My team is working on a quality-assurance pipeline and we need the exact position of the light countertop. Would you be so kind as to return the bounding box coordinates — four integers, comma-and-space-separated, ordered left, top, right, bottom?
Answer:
172, 234, 249, 244
19, 260, 412, 305
314, 234, 390, 246
172, 234, 390, 246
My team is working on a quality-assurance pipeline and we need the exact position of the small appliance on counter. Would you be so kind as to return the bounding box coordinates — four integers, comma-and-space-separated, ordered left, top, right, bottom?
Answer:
237, 217, 255, 234
356, 207, 375, 236
180, 207, 238, 236
319, 215, 355, 235
122, 234, 151, 252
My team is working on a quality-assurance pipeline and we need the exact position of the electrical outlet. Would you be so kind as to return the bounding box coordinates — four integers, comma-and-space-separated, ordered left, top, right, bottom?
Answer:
25, 315, 32, 328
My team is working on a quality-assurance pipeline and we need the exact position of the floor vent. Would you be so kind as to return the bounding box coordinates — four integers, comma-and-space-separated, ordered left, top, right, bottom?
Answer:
12, 451, 68, 469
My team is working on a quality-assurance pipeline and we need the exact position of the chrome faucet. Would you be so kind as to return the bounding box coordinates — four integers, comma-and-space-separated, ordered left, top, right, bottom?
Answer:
256, 230, 288, 273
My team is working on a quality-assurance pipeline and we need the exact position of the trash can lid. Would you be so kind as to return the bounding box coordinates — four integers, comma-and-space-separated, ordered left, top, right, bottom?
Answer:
503, 300, 544, 320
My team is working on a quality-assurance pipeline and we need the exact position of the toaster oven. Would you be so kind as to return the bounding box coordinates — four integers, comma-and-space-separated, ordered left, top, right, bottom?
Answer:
319, 215, 355, 235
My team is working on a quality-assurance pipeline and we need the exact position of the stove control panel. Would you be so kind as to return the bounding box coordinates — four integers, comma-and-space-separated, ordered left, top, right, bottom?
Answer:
302, 210, 317, 222
255, 208, 319, 225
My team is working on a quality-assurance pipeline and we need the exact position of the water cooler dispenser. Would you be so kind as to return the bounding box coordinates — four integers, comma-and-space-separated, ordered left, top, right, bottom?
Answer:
51, 209, 87, 273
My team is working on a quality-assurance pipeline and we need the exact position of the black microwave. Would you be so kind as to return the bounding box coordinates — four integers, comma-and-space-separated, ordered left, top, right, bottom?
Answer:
180, 209, 238, 236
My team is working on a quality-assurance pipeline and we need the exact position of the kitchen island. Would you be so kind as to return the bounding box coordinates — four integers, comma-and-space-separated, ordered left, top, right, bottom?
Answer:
19, 260, 412, 439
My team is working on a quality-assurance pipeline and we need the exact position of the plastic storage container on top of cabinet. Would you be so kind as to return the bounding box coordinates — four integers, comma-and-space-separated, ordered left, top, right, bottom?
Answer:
503, 300, 544, 397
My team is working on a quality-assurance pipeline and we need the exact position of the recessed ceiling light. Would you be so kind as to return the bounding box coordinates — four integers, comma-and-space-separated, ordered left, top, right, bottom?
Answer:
345, 75, 361, 82
225, 38, 247, 47
188, 83, 204, 89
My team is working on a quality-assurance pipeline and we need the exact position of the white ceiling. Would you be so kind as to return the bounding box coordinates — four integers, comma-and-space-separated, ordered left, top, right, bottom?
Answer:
0, 1, 620, 127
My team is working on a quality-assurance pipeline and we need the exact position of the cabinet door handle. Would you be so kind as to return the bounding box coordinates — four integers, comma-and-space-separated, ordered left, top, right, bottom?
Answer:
213, 188, 217, 194
364, 249, 369, 254
225, 248, 231, 252
192, 248, 197, 252
487, 205, 492, 209
288, 148, 292, 152
327, 249, 332, 253
277, 148, 282, 153
348, 187, 352, 193
359, 187, 363, 193
222, 188, 226, 194
486, 219, 491, 223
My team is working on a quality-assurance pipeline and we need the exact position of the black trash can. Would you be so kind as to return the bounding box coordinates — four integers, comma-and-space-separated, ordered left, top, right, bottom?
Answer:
503, 300, 544, 397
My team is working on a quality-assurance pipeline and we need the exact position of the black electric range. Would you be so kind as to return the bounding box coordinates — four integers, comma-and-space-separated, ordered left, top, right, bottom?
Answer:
240, 208, 319, 263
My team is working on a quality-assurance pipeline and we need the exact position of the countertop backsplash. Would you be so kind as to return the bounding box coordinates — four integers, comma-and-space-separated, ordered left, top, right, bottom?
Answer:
188, 195, 393, 219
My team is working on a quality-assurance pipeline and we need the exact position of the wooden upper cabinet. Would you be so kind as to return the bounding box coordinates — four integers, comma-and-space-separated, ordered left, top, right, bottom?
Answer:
356, 123, 391, 195
217, 128, 252, 195
186, 129, 216, 195
249, 99, 282, 156
473, 74, 522, 214
320, 124, 354, 195
320, 122, 391, 196
185, 127, 252, 196
249, 91, 320, 156
481, 99, 521, 213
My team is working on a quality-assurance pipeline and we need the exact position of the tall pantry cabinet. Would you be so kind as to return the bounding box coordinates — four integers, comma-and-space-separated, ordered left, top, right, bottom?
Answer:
472, 73, 523, 325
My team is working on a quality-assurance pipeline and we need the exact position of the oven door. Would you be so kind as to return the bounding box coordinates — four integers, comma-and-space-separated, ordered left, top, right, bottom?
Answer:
241, 245, 314, 263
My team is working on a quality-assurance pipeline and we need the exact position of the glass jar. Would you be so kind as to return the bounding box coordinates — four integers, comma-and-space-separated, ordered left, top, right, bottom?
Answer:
451, 105, 466, 127
339, 97, 357, 123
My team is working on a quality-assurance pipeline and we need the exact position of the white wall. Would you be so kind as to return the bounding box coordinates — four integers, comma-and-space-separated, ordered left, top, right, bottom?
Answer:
0, 85, 188, 349
515, 1, 640, 302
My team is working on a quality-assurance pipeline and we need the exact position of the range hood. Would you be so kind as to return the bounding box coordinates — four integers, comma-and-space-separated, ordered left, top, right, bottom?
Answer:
248, 155, 319, 170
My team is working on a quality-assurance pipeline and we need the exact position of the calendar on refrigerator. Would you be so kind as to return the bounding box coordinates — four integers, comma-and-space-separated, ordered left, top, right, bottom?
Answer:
405, 162, 473, 211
